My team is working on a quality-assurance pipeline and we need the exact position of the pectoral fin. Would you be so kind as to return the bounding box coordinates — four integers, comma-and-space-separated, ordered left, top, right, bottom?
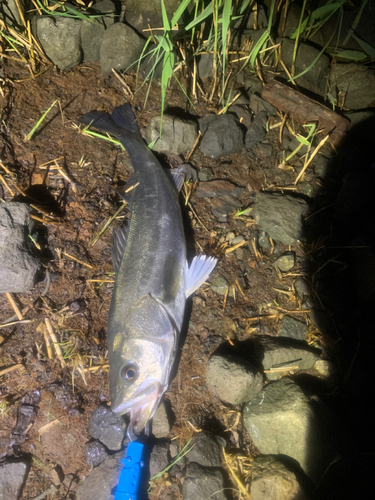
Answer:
185, 256, 217, 297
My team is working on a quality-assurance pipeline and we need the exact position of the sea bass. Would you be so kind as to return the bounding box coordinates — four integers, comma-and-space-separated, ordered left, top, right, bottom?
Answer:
80, 104, 216, 437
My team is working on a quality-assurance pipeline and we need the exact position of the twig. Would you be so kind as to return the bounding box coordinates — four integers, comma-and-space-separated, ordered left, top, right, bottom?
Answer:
0, 320, 33, 329
185, 131, 202, 162
45, 318, 66, 368
0, 173, 15, 196
0, 363, 25, 377
225, 240, 246, 254
5, 293, 23, 320
43, 325, 53, 359
294, 134, 330, 184
62, 252, 93, 269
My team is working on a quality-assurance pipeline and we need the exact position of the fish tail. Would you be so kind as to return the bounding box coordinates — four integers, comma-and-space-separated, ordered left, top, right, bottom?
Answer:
79, 103, 140, 137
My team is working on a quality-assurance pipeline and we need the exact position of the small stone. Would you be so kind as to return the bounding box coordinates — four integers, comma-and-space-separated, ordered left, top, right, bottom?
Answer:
249, 94, 276, 117
76, 454, 122, 500
200, 114, 244, 159
196, 180, 243, 199
206, 353, 263, 405
197, 53, 214, 78
100, 23, 144, 76
0, 202, 40, 293
145, 115, 198, 154
125, 0, 181, 35
294, 278, 310, 301
50, 466, 64, 486
236, 73, 264, 94
150, 442, 170, 478
182, 463, 227, 500
279, 316, 308, 341
88, 405, 127, 451
198, 167, 214, 181
273, 252, 295, 272
35, 17, 81, 70
228, 105, 252, 128
152, 401, 172, 438
232, 235, 245, 245
245, 110, 267, 149
210, 195, 241, 221
257, 230, 271, 250
251, 455, 308, 500
0, 458, 29, 500
84, 441, 108, 467
210, 275, 230, 296
185, 432, 222, 467
253, 193, 309, 245
252, 335, 319, 380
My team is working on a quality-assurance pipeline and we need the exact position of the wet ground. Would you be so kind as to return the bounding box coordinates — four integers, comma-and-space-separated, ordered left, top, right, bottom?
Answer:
0, 60, 354, 498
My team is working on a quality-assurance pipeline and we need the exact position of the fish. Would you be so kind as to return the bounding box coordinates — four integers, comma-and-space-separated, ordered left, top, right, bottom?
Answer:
79, 104, 216, 438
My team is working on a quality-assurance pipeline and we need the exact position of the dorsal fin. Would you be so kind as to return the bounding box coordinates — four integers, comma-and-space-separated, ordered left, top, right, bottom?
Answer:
112, 225, 129, 274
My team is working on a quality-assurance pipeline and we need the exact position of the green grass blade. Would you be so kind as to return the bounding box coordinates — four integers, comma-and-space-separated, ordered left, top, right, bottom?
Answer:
221, 0, 232, 101
170, 0, 192, 27
185, 3, 213, 31
334, 49, 367, 61
25, 101, 57, 141
161, 0, 171, 32
352, 34, 375, 57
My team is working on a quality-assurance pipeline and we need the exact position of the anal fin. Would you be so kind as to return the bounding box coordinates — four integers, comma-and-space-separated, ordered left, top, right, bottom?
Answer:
169, 164, 197, 192
185, 255, 217, 297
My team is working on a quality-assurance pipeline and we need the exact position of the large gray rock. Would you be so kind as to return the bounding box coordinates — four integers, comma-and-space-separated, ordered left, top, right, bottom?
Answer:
152, 401, 172, 438
145, 115, 198, 154
150, 441, 170, 478
35, 17, 82, 70
88, 404, 127, 451
80, 0, 117, 62
125, 0, 181, 35
0, 459, 29, 500
243, 378, 325, 479
251, 455, 308, 500
200, 114, 244, 159
252, 336, 320, 381
253, 193, 309, 245
0, 203, 40, 293
329, 64, 375, 109
279, 316, 308, 341
281, 39, 330, 92
76, 454, 122, 500
186, 431, 222, 467
100, 22, 145, 75
182, 463, 227, 500
206, 353, 263, 405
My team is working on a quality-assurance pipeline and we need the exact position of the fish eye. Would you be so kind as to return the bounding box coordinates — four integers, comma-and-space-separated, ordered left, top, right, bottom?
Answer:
120, 363, 138, 383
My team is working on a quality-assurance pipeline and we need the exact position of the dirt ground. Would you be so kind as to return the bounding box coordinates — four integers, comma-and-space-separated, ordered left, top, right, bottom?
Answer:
0, 61, 330, 499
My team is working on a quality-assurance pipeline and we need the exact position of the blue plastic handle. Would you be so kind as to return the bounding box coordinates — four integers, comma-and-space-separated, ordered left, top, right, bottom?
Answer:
114, 441, 149, 500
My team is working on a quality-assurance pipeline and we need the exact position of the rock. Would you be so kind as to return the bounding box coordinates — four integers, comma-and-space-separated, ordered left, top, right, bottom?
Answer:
0, 458, 29, 500
125, 0, 181, 35
273, 252, 295, 272
34, 17, 81, 71
252, 336, 320, 380
100, 23, 144, 76
243, 378, 325, 479
228, 105, 252, 129
255, 142, 273, 157
329, 64, 375, 109
186, 431, 222, 467
200, 114, 244, 159
152, 401, 172, 438
232, 235, 245, 245
80, 0, 116, 62
253, 193, 309, 245
0, 0, 24, 26
249, 94, 276, 117
294, 278, 310, 302
257, 230, 271, 250
196, 180, 243, 199
76, 454, 122, 500
210, 275, 230, 296
198, 167, 214, 181
150, 441, 170, 478
0, 202, 40, 293
279, 316, 308, 341
88, 404, 126, 451
236, 72, 263, 94
245, 110, 268, 149
206, 353, 263, 405
84, 441, 108, 467
281, 39, 330, 92
182, 463, 227, 500
210, 195, 241, 221
198, 53, 214, 78
251, 455, 308, 500
314, 360, 338, 388
145, 115, 198, 154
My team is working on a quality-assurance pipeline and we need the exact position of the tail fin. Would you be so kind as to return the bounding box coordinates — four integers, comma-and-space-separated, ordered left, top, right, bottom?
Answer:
79, 103, 140, 137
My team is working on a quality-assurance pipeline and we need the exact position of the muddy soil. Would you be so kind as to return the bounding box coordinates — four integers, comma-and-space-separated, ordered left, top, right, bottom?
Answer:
0, 62, 329, 499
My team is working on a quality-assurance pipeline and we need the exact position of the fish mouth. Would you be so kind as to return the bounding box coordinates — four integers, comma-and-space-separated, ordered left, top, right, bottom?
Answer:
111, 380, 162, 437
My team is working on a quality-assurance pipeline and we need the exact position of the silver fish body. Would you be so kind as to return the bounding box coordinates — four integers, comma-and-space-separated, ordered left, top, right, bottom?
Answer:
80, 104, 216, 436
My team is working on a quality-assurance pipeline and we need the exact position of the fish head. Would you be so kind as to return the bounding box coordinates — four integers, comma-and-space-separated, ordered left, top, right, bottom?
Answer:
109, 297, 177, 436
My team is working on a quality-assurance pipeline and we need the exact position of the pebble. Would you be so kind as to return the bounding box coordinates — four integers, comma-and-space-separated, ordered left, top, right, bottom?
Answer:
273, 251, 296, 272
0, 458, 29, 500
84, 441, 108, 467
210, 275, 230, 296
245, 110, 267, 149
88, 405, 127, 451
210, 195, 241, 221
